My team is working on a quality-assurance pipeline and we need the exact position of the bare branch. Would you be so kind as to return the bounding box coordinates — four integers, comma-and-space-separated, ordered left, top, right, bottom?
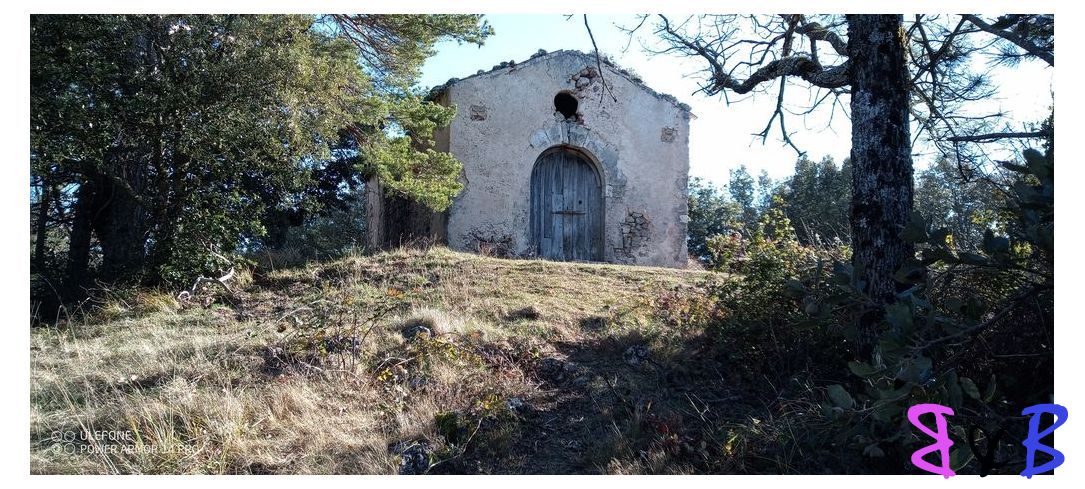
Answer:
617, 15, 649, 54
583, 15, 619, 104
713, 56, 848, 94
945, 131, 1047, 143
656, 14, 848, 96
756, 77, 805, 156
796, 21, 848, 56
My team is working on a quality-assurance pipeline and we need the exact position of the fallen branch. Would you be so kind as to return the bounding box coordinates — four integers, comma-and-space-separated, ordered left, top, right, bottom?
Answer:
177, 267, 236, 302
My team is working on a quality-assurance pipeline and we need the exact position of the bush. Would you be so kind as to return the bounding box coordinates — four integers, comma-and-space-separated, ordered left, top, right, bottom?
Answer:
696, 148, 1053, 473
706, 197, 826, 330
789, 147, 1054, 474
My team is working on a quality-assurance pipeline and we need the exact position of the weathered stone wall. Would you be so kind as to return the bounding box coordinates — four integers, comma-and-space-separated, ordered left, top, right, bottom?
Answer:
437, 50, 691, 268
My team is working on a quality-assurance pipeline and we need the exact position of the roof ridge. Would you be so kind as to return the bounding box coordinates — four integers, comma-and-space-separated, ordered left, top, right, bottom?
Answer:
426, 49, 692, 114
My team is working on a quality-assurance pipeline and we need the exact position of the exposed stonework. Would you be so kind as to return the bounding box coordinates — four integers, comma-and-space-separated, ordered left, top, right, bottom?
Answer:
616, 211, 653, 263
463, 223, 516, 258
571, 66, 599, 91
376, 49, 692, 268
469, 104, 488, 121
661, 127, 677, 143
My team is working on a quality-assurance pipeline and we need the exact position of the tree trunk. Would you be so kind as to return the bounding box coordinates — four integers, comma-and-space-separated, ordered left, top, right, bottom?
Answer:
91, 161, 150, 284
846, 15, 915, 358
63, 178, 96, 301
32, 176, 51, 273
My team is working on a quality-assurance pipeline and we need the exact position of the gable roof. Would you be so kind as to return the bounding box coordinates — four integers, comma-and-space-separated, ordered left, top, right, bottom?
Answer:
426, 49, 693, 115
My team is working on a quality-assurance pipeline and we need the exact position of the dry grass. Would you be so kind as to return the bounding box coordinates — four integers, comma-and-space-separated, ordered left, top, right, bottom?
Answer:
31, 246, 753, 474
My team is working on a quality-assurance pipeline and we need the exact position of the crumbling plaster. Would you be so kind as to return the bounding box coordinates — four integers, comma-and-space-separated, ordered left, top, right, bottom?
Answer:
434, 50, 691, 267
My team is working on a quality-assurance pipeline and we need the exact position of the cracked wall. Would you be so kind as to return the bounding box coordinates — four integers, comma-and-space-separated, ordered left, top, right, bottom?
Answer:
435, 50, 691, 268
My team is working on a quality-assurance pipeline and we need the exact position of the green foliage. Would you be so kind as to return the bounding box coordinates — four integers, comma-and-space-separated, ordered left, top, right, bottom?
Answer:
707, 196, 820, 278
688, 156, 849, 269
691, 144, 1052, 473
434, 410, 473, 446
793, 146, 1053, 473
31, 14, 490, 292
772, 156, 851, 245
704, 234, 743, 273
691, 152, 985, 258
276, 199, 369, 261
914, 158, 1008, 250
326, 15, 493, 87
705, 196, 831, 335
686, 177, 741, 264
727, 165, 760, 233
652, 287, 722, 332
361, 94, 463, 211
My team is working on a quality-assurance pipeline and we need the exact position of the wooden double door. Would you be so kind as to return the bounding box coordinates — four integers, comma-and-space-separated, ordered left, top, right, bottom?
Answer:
530, 148, 603, 262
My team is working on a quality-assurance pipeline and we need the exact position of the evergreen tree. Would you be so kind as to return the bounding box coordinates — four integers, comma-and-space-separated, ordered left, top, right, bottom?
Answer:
727, 165, 758, 234
774, 156, 850, 245
30, 14, 491, 297
686, 177, 740, 263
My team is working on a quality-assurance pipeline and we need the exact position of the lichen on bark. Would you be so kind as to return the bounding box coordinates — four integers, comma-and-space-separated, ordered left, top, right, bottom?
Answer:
846, 14, 916, 357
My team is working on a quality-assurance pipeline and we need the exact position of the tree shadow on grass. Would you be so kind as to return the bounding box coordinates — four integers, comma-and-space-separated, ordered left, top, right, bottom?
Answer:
435, 327, 855, 474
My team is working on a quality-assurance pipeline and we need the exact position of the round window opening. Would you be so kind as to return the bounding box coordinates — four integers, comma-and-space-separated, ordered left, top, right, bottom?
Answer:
554, 92, 578, 120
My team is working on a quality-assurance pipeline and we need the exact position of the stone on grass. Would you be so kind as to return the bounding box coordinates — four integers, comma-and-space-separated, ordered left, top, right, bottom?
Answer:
624, 345, 650, 367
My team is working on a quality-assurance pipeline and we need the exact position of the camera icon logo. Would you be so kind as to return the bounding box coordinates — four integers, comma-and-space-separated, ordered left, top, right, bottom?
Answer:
48, 430, 78, 454
59, 431, 76, 442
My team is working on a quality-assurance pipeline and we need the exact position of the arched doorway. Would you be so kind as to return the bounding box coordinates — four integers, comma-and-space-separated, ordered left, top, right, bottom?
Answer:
530, 147, 603, 261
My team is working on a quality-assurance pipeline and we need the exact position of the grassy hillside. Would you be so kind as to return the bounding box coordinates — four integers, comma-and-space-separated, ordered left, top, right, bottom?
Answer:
31, 247, 806, 474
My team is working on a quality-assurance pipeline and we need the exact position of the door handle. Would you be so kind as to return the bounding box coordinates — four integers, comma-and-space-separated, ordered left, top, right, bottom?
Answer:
552, 210, 586, 215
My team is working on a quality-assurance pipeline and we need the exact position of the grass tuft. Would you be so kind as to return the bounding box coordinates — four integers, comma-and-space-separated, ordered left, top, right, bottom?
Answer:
32, 246, 794, 475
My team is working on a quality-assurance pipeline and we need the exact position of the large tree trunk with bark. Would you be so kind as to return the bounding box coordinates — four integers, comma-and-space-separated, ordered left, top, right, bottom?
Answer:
62, 161, 151, 300
846, 15, 915, 358
91, 147, 152, 283
91, 169, 150, 284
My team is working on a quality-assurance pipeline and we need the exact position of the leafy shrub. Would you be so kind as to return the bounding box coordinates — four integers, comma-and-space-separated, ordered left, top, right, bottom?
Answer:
692, 148, 1053, 473
653, 288, 722, 332
791, 147, 1054, 474
706, 197, 825, 329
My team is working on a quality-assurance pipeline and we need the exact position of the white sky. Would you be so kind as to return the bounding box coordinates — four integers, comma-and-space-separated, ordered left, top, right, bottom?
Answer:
418, 14, 1054, 186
